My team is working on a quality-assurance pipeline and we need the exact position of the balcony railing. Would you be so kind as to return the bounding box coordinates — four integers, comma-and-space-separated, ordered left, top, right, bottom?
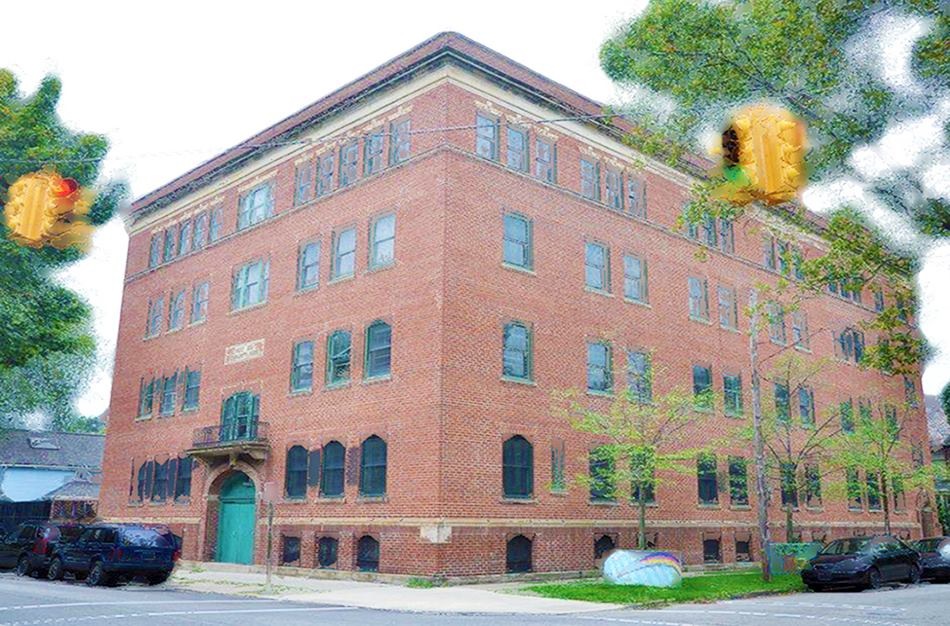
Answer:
192, 421, 268, 448
186, 421, 270, 463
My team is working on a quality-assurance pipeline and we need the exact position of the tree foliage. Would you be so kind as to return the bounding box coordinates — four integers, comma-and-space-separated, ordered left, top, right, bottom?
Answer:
0, 69, 125, 430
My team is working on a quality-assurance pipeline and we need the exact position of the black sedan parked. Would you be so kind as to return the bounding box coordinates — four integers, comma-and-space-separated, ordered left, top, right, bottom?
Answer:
801, 535, 921, 591
913, 537, 950, 583
0, 522, 83, 577
47, 524, 176, 586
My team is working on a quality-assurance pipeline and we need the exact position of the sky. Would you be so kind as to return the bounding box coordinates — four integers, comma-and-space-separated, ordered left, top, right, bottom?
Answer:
1, 1, 947, 421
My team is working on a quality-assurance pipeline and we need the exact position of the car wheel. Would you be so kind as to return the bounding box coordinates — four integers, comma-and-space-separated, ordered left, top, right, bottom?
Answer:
866, 567, 883, 590
86, 562, 109, 587
908, 565, 922, 585
47, 557, 64, 581
15, 556, 32, 577
147, 573, 169, 585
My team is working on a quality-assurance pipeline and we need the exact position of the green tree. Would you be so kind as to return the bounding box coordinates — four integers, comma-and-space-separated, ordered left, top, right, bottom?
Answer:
0, 70, 125, 430
941, 381, 950, 426
555, 374, 717, 550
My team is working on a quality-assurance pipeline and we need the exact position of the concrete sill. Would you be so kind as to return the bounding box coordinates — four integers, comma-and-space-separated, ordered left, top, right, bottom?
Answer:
316, 497, 346, 504
698, 503, 721, 509
362, 375, 392, 386
328, 274, 355, 286
501, 262, 536, 276
357, 496, 388, 503
324, 382, 351, 392
228, 301, 268, 317
584, 287, 613, 298
589, 500, 619, 507
288, 389, 313, 398
500, 497, 537, 505
730, 505, 751, 511
623, 297, 651, 308
501, 376, 535, 386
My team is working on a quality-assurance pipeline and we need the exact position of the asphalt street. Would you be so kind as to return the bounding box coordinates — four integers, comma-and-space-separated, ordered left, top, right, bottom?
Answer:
1, 572, 949, 625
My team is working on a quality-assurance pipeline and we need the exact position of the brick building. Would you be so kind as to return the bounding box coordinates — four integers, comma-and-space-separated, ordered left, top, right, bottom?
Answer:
99, 32, 932, 577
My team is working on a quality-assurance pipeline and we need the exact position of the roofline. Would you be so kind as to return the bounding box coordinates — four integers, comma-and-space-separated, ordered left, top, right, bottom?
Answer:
0, 429, 105, 438
130, 31, 711, 217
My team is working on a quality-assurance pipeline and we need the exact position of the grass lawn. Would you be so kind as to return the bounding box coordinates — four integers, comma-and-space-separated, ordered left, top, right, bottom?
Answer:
525, 571, 805, 606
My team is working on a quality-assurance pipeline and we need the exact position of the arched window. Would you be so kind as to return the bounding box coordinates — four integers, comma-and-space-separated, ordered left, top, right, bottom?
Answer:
359, 436, 387, 496
589, 446, 616, 501
285, 445, 308, 499
502, 436, 533, 499
151, 460, 168, 502
364, 321, 392, 379
506, 535, 532, 573
357, 535, 380, 572
321, 441, 345, 497
317, 537, 338, 568
137, 462, 150, 501
326, 331, 351, 385
594, 535, 616, 560
220, 391, 260, 441
502, 322, 532, 381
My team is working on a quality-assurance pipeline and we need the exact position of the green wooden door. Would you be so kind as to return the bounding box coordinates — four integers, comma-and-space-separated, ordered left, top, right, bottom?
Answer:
216, 472, 255, 564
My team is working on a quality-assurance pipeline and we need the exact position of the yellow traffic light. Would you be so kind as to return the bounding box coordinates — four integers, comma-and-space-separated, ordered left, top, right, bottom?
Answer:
713, 104, 806, 206
4, 170, 93, 251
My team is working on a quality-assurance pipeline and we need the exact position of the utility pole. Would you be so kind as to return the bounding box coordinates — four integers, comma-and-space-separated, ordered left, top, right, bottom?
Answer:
749, 288, 772, 581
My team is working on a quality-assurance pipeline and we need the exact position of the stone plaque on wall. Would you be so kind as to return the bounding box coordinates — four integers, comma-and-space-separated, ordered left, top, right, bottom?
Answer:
225, 339, 264, 364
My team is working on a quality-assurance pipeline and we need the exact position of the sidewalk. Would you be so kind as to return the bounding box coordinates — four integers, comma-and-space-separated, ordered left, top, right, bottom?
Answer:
170, 565, 620, 614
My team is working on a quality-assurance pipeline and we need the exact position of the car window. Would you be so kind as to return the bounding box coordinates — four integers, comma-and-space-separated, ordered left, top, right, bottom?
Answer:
58, 526, 82, 541
99, 529, 117, 544
78, 529, 96, 542
120, 528, 172, 548
821, 538, 870, 555
915, 539, 940, 552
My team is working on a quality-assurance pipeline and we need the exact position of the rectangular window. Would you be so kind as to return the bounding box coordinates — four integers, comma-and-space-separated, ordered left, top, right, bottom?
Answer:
780, 462, 798, 508
777, 240, 791, 275
339, 141, 359, 187
231, 259, 269, 310
904, 376, 919, 407
580, 159, 600, 201
589, 447, 616, 501
622, 255, 647, 303
138, 378, 154, 417
175, 457, 192, 499
209, 207, 222, 242
799, 386, 815, 427
168, 290, 185, 331
503, 213, 533, 269
763, 238, 777, 270
503, 322, 532, 381
163, 228, 177, 262
178, 220, 192, 256
805, 464, 822, 507
885, 404, 899, 439
840, 399, 855, 433
146, 297, 164, 337
506, 126, 529, 172
791, 311, 809, 349
728, 456, 748, 506
475, 113, 499, 160
281, 537, 301, 565
693, 364, 712, 409
698, 453, 718, 505
331, 227, 356, 280
631, 449, 655, 504
364, 322, 392, 379
835, 327, 865, 364
775, 382, 791, 422
294, 161, 313, 205
326, 331, 352, 386
587, 342, 612, 393
238, 183, 274, 230
858, 398, 873, 424
550, 441, 566, 492
688, 277, 709, 321
866, 472, 882, 510
190, 282, 209, 323
316, 152, 335, 196
605, 169, 623, 210
768, 302, 786, 345
363, 130, 384, 175
719, 219, 735, 253
718, 285, 737, 330
183, 369, 201, 410
389, 118, 411, 165
723, 374, 743, 416
626, 350, 652, 403
535, 138, 555, 182
291, 340, 314, 393
149, 234, 162, 268
892, 476, 906, 510
585, 242, 609, 292
626, 177, 647, 219
874, 288, 885, 312
193, 212, 208, 249
160, 372, 177, 417
701, 214, 718, 247
297, 241, 321, 291
369, 214, 395, 270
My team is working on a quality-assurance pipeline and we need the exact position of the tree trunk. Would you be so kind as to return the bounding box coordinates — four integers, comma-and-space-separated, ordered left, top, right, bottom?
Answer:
785, 505, 795, 543
637, 488, 647, 550
749, 289, 772, 581
881, 473, 891, 535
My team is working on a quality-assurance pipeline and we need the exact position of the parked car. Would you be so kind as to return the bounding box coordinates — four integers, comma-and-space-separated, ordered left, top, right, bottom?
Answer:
0, 521, 84, 577
801, 535, 921, 591
912, 537, 950, 583
47, 524, 176, 586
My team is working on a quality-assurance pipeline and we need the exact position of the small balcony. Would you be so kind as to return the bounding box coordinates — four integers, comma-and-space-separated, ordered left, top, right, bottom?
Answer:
185, 421, 270, 465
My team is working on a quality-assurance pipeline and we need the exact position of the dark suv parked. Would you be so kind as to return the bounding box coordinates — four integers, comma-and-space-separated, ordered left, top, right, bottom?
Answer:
47, 524, 176, 586
0, 522, 84, 577
801, 535, 921, 591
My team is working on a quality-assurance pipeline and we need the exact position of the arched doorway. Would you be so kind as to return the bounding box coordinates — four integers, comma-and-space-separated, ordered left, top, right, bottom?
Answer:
216, 472, 255, 564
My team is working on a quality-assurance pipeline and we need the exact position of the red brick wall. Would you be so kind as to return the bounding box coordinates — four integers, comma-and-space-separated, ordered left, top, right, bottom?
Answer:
99, 79, 928, 578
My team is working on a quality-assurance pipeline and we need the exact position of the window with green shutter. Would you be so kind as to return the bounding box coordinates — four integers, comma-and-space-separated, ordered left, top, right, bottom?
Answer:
359, 436, 387, 496
503, 214, 532, 269
231, 259, 269, 310
502, 435, 533, 499
326, 330, 351, 386
321, 441, 345, 497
